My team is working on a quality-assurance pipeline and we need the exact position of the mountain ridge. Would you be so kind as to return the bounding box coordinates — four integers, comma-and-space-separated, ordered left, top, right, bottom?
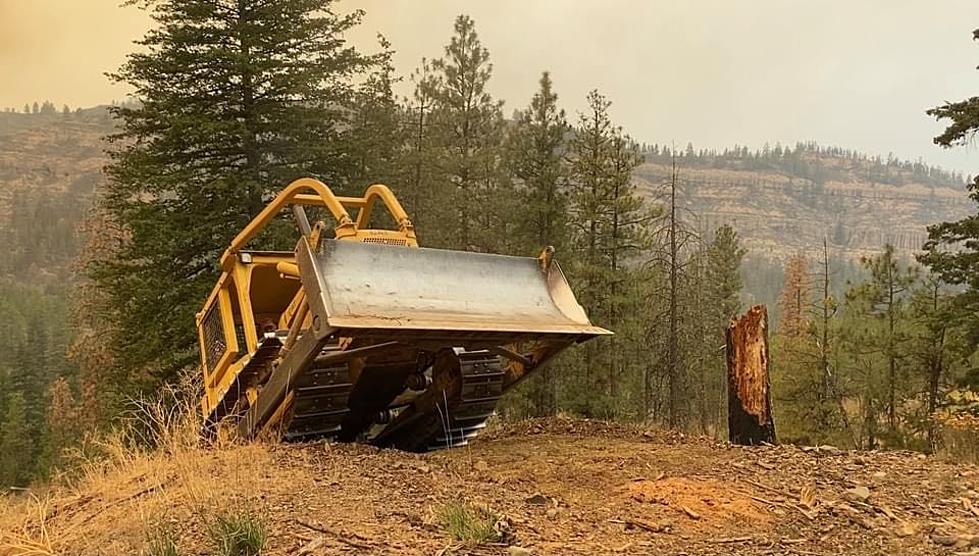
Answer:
0, 106, 972, 271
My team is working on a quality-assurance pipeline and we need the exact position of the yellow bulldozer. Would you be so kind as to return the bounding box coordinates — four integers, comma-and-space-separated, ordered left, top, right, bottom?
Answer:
196, 178, 609, 451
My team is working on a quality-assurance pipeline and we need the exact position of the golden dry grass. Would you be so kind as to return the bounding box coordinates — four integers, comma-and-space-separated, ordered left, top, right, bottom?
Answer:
0, 380, 291, 556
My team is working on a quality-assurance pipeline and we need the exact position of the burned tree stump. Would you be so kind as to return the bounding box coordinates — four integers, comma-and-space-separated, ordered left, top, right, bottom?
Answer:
726, 305, 777, 445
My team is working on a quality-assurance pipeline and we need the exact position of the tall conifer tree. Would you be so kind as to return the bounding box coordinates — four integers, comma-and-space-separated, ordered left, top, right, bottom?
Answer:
506, 71, 569, 256
93, 0, 376, 386
566, 90, 650, 416
503, 71, 569, 415
427, 15, 507, 252
922, 28, 979, 354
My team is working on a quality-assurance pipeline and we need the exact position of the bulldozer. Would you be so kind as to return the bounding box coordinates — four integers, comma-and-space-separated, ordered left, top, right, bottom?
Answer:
196, 177, 610, 451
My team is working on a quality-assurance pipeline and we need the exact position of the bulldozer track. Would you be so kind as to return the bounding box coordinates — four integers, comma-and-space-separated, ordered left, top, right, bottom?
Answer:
276, 349, 504, 451
282, 346, 352, 441
428, 351, 505, 451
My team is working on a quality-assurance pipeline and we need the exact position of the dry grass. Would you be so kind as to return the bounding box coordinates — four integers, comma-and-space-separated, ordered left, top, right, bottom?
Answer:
0, 378, 282, 556
207, 509, 267, 556
144, 523, 180, 556
437, 500, 499, 544
938, 417, 979, 464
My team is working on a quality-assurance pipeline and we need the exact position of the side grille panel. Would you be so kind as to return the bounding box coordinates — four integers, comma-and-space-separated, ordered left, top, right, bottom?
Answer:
202, 304, 227, 371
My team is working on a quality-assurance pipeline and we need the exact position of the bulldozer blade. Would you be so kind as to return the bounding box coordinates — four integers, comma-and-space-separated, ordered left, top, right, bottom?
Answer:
297, 239, 611, 342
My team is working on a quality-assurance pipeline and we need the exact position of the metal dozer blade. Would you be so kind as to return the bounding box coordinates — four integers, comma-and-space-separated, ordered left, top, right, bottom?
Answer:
198, 179, 609, 452
305, 240, 610, 339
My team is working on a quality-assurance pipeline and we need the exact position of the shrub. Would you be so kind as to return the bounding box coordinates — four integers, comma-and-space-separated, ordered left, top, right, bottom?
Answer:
437, 500, 498, 544
208, 510, 268, 556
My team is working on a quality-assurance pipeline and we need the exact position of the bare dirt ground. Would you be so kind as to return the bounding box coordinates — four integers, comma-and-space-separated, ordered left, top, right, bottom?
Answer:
3, 417, 979, 556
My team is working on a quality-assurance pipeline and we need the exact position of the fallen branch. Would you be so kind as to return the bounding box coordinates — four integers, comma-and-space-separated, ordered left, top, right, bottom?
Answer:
741, 490, 815, 520
80, 480, 172, 525
295, 519, 372, 550
710, 536, 752, 543
744, 478, 794, 498
679, 505, 701, 520
609, 518, 670, 533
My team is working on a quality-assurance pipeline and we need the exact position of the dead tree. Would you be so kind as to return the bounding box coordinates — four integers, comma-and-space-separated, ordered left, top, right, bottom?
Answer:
726, 305, 777, 445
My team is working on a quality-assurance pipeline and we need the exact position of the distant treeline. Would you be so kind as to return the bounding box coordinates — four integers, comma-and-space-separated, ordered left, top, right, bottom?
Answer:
642, 141, 967, 189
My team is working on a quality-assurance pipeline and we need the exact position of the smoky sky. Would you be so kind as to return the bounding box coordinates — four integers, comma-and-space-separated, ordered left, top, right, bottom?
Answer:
2, 0, 978, 174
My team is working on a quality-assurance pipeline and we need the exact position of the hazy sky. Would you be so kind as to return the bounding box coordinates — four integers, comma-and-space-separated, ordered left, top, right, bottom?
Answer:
3, 0, 979, 174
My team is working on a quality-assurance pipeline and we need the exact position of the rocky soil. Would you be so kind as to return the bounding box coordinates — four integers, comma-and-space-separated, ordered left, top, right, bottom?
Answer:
2, 417, 978, 555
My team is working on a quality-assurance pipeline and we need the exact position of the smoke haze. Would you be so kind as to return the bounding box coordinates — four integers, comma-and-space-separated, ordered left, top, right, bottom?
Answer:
2, 0, 977, 172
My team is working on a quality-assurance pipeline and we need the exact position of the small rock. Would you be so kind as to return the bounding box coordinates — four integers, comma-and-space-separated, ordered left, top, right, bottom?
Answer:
872, 471, 887, 480
495, 517, 513, 542
525, 493, 549, 505
818, 445, 841, 454
844, 486, 872, 503
895, 521, 917, 537
931, 534, 959, 547
507, 547, 533, 556
546, 508, 558, 520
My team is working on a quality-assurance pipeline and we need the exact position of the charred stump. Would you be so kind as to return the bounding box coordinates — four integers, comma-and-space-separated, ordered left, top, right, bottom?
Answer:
726, 305, 777, 445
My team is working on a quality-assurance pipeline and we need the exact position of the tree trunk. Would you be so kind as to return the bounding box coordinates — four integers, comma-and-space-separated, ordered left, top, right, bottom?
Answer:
726, 305, 777, 445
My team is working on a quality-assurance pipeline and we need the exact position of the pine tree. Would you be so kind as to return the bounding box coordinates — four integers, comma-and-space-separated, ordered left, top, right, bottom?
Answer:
91, 0, 377, 387
346, 35, 405, 194
843, 244, 918, 446
506, 71, 569, 255
646, 154, 697, 426
565, 89, 650, 417
777, 253, 810, 337
0, 392, 34, 487
811, 239, 850, 441
427, 15, 508, 252
706, 225, 746, 321
401, 58, 444, 242
697, 225, 745, 432
503, 71, 569, 415
908, 276, 968, 447
921, 28, 979, 354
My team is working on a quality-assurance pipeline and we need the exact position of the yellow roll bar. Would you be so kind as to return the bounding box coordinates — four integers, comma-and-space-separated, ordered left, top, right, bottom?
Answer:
219, 178, 416, 269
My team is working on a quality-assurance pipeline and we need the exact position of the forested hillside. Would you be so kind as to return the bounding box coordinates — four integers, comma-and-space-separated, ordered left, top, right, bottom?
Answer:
0, 105, 111, 279
637, 143, 972, 261
0, 106, 113, 485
